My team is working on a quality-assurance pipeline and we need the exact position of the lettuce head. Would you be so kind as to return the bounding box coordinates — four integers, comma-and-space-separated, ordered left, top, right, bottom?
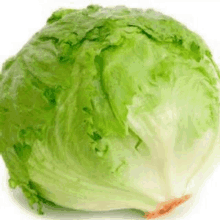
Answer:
1, 5, 220, 219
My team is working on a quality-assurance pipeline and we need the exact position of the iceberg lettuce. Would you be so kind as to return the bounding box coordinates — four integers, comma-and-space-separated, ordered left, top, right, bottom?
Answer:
0, 5, 220, 219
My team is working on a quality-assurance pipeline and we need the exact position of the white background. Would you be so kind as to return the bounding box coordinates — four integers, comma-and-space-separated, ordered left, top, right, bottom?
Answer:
0, 0, 220, 219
